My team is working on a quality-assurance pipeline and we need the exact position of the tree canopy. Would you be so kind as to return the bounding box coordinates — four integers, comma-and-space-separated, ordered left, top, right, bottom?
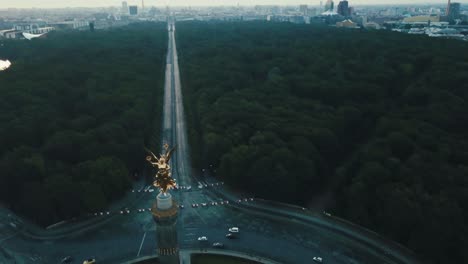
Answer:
176, 21, 468, 263
0, 22, 166, 225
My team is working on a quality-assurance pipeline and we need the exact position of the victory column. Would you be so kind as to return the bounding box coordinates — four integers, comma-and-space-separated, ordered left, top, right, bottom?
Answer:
146, 143, 180, 264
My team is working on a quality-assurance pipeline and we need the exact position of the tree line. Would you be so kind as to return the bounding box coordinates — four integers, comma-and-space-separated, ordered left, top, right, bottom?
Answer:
0, 22, 167, 225
175, 21, 468, 263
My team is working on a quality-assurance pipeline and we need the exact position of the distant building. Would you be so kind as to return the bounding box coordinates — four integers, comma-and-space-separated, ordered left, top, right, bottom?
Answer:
1, 23, 54, 39
337, 1, 349, 17
12, 23, 52, 34
129, 5, 138, 16
122, 1, 128, 14
325, 0, 334, 12
49, 21, 88, 30
321, 10, 338, 16
299, 5, 308, 16
289, 16, 306, 24
364, 22, 381, 29
336, 19, 358, 28
1, 30, 22, 39
448, 3, 461, 21
446, 0, 451, 16
403, 15, 440, 23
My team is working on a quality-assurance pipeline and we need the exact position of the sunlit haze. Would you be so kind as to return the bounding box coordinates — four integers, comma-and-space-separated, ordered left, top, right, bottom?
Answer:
1, 0, 467, 8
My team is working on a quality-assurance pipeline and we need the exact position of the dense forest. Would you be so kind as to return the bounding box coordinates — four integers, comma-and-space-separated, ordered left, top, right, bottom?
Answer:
176, 21, 468, 263
0, 23, 166, 225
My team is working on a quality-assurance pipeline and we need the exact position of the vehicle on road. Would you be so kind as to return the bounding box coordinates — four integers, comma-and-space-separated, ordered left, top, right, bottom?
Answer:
186, 186, 192, 190
83, 258, 96, 264
61, 256, 73, 263
229, 227, 239, 233
201, 203, 207, 207
212, 242, 224, 248
198, 236, 208, 241
313, 256, 323, 263
225, 233, 236, 239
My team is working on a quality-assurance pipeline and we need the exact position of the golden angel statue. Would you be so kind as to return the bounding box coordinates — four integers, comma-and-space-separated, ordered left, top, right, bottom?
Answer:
146, 143, 177, 193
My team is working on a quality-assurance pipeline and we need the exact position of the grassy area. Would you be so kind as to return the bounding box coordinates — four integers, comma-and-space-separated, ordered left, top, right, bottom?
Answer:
191, 254, 261, 264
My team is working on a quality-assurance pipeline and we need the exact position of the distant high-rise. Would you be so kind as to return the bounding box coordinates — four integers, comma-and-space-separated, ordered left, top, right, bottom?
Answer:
141, 0, 145, 13
446, 0, 451, 16
325, 0, 334, 11
337, 0, 349, 16
129, 5, 138, 15
448, 2, 461, 21
122, 1, 128, 14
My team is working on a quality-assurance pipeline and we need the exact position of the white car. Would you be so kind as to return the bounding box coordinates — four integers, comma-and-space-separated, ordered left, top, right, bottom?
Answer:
313, 257, 323, 263
228, 227, 239, 233
197, 236, 208, 241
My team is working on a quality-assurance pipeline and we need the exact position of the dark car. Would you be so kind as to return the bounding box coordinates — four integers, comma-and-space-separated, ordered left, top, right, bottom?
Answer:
225, 233, 236, 239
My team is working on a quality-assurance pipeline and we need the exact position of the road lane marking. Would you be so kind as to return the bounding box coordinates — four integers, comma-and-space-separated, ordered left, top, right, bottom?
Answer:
137, 232, 147, 257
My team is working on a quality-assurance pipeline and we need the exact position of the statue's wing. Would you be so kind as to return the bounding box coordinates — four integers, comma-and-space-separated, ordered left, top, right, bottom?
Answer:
166, 145, 177, 162
145, 147, 159, 161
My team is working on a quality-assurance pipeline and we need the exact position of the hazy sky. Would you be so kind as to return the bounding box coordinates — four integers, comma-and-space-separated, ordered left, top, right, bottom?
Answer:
0, 0, 466, 8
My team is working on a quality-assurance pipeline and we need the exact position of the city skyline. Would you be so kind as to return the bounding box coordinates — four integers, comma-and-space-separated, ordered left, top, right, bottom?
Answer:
1, 0, 467, 9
